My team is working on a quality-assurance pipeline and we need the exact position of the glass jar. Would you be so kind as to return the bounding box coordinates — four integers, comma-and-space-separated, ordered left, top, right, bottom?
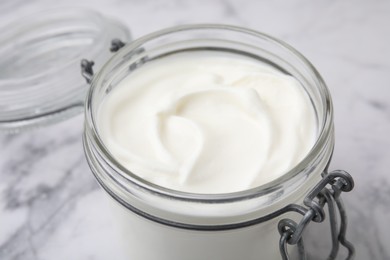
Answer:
83, 25, 353, 260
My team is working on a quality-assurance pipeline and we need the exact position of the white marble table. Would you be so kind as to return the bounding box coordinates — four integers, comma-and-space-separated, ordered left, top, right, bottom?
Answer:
1, 0, 389, 259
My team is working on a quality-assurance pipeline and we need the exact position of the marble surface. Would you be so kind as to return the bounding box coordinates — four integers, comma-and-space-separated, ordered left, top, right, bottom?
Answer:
1, 0, 389, 259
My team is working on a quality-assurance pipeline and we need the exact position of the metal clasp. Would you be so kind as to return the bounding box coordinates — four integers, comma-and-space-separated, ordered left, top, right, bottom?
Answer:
81, 39, 127, 84
278, 170, 355, 260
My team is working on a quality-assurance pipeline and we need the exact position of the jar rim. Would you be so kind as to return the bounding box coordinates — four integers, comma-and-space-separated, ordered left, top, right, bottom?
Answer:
85, 24, 334, 203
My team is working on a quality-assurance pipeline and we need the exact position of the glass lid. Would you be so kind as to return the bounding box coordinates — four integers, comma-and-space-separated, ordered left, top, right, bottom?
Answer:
0, 8, 131, 132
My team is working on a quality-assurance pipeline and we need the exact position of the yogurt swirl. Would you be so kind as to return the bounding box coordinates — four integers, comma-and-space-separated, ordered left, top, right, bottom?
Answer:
98, 52, 317, 194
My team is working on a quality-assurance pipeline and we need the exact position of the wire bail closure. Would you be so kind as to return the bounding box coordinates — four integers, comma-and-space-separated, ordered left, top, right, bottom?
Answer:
278, 170, 355, 260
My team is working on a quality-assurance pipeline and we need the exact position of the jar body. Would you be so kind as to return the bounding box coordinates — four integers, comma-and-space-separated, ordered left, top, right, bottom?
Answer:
110, 196, 282, 260
83, 25, 334, 260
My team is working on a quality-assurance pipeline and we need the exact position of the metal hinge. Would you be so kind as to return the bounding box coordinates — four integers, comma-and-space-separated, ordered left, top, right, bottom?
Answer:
81, 39, 127, 84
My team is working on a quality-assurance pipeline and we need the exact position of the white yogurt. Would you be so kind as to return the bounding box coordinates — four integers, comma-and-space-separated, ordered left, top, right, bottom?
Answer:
98, 52, 317, 194
94, 50, 321, 260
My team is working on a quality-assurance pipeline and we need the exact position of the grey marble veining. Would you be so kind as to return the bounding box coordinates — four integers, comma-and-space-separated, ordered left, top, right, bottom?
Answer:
1, 0, 389, 259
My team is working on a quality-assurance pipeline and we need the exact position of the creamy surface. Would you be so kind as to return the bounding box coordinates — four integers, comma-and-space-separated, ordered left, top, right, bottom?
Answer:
98, 52, 317, 194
